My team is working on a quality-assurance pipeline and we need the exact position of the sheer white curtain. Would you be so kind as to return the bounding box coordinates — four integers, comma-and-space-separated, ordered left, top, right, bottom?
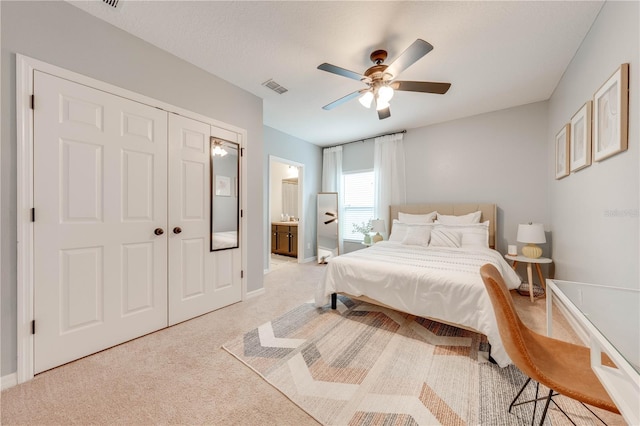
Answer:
374, 133, 406, 237
322, 146, 344, 253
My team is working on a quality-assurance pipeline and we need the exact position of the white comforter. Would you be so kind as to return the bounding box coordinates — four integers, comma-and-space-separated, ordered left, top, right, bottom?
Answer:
315, 241, 521, 367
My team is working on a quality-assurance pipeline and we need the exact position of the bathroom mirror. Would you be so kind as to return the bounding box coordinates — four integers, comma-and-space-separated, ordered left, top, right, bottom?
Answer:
210, 137, 239, 251
282, 178, 298, 219
317, 192, 339, 263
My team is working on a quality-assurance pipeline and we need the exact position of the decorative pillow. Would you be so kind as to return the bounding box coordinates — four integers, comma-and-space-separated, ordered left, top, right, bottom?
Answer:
429, 228, 462, 248
401, 225, 432, 247
436, 210, 482, 224
388, 220, 408, 242
398, 211, 436, 224
434, 221, 490, 248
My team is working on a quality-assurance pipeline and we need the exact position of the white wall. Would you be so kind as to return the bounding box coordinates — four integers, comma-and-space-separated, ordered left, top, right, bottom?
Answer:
1, 1, 264, 376
263, 126, 322, 266
547, 1, 639, 288
404, 101, 549, 254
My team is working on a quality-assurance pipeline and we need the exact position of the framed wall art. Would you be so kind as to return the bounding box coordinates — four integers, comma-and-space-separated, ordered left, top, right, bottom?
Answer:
215, 175, 231, 197
555, 124, 570, 180
593, 63, 629, 162
569, 101, 592, 172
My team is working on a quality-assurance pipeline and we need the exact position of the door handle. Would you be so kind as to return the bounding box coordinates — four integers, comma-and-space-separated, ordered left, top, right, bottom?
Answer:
173, 227, 182, 234
154, 228, 164, 236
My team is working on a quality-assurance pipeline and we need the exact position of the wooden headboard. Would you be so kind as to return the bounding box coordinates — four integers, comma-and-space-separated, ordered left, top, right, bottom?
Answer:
389, 203, 497, 249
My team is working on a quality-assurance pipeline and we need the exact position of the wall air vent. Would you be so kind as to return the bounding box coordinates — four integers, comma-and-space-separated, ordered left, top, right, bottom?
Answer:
262, 79, 288, 95
102, 0, 119, 8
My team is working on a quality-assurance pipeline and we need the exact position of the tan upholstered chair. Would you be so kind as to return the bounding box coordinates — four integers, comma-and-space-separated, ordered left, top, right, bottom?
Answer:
479, 264, 620, 425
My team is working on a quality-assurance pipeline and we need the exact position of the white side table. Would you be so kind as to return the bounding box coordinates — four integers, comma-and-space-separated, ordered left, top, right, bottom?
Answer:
504, 254, 553, 302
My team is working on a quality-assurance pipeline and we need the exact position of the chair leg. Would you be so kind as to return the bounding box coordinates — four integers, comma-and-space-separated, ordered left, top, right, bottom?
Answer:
509, 377, 532, 413
580, 402, 608, 425
531, 382, 540, 426
538, 389, 554, 425
550, 399, 577, 425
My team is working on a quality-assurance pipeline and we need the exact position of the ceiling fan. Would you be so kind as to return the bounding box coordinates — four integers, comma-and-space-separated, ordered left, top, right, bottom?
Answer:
318, 39, 451, 120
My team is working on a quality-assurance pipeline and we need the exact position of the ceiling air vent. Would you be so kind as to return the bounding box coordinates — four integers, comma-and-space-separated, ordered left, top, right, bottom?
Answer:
102, 0, 119, 8
262, 79, 288, 95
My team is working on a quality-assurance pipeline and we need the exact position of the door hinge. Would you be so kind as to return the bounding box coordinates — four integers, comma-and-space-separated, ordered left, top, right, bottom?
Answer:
31, 320, 35, 335
241, 148, 245, 157
30, 95, 34, 110
30, 208, 35, 222
240, 270, 244, 279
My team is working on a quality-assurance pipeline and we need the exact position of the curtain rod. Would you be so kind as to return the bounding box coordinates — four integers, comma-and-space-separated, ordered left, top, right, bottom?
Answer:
325, 130, 406, 149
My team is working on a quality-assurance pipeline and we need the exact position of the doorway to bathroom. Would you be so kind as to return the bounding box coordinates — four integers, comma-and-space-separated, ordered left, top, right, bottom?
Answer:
268, 156, 304, 271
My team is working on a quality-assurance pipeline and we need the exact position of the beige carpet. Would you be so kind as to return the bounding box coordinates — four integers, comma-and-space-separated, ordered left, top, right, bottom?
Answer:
0, 261, 624, 425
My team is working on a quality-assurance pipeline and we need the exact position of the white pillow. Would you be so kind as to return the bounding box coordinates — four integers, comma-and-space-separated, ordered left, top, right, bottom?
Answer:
401, 225, 432, 247
398, 211, 436, 224
429, 228, 462, 248
388, 220, 408, 242
435, 221, 490, 248
436, 210, 482, 224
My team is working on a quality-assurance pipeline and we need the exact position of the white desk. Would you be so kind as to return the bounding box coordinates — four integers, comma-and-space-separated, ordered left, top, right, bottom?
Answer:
547, 279, 640, 425
505, 254, 552, 302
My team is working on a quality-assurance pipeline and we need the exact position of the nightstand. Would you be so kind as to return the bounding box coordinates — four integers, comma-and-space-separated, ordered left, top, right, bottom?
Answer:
504, 254, 552, 302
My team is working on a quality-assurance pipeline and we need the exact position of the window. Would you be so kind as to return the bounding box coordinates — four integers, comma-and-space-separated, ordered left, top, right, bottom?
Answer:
342, 170, 374, 240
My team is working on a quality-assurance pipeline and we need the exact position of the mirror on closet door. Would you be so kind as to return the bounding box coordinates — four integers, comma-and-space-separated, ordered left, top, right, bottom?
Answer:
317, 192, 339, 263
210, 137, 239, 251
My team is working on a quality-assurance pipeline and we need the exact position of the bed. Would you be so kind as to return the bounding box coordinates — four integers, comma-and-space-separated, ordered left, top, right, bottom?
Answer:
314, 203, 521, 367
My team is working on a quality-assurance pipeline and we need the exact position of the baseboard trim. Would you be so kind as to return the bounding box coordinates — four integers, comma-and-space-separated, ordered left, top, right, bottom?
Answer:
302, 256, 317, 264
245, 287, 266, 300
263, 268, 270, 275
1, 372, 17, 390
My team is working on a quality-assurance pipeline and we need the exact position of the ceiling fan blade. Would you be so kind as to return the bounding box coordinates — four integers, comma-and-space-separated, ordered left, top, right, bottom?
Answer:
385, 39, 434, 78
378, 107, 391, 120
322, 89, 366, 110
318, 63, 366, 81
391, 81, 451, 94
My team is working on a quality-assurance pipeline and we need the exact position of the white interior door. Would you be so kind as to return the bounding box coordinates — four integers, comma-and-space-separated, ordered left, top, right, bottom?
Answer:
33, 71, 168, 373
168, 115, 241, 325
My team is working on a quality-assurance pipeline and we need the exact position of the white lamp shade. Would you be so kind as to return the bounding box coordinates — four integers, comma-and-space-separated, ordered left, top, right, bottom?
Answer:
371, 219, 386, 233
358, 91, 374, 108
375, 98, 390, 111
377, 85, 394, 103
517, 223, 546, 244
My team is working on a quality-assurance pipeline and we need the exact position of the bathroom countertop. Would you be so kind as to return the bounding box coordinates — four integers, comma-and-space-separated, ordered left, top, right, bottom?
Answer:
272, 221, 299, 226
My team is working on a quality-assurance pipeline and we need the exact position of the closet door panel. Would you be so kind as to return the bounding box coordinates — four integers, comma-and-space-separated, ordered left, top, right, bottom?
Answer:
33, 71, 168, 373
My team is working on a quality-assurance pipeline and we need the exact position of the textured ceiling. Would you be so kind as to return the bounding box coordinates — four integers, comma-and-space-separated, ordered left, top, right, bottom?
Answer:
69, 1, 603, 146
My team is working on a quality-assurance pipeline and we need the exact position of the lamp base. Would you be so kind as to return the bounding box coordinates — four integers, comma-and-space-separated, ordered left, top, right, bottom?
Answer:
372, 232, 383, 244
522, 244, 542, 259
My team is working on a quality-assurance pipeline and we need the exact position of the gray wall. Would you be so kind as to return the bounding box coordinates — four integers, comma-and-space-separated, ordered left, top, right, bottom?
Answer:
339, 102, 549, 255
404, 102, 549, 254
263, 126, 322, 267
547, 1, 639, 289
1, 1, 264, 376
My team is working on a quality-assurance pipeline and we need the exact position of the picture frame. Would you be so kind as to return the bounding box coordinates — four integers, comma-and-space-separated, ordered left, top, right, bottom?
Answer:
593, 63, 629, 162
215, 175, 231, 197
569, 101, 592, 172
555, 124, 570, 180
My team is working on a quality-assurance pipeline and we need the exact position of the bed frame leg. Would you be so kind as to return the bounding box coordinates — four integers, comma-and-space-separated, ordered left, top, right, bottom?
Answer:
331, 293, 337, 309
487, 343, 497, 364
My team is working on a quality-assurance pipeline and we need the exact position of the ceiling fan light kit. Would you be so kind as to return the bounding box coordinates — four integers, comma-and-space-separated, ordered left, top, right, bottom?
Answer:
318, 39, 451, 120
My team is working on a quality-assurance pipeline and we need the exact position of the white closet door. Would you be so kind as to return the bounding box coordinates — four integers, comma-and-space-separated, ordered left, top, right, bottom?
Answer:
168, 115, 241, 325
33, 71, 168, 373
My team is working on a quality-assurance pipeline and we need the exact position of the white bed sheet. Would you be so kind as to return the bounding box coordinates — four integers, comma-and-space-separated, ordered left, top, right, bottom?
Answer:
315, 241, 521, 367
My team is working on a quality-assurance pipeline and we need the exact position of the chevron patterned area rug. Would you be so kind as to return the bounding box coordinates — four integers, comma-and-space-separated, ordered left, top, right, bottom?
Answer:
223, 297, 599, 425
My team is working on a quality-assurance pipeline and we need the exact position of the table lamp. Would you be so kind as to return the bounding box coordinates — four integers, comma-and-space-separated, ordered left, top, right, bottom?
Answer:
517, 223, 546, 258
371, 219, 385, 243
